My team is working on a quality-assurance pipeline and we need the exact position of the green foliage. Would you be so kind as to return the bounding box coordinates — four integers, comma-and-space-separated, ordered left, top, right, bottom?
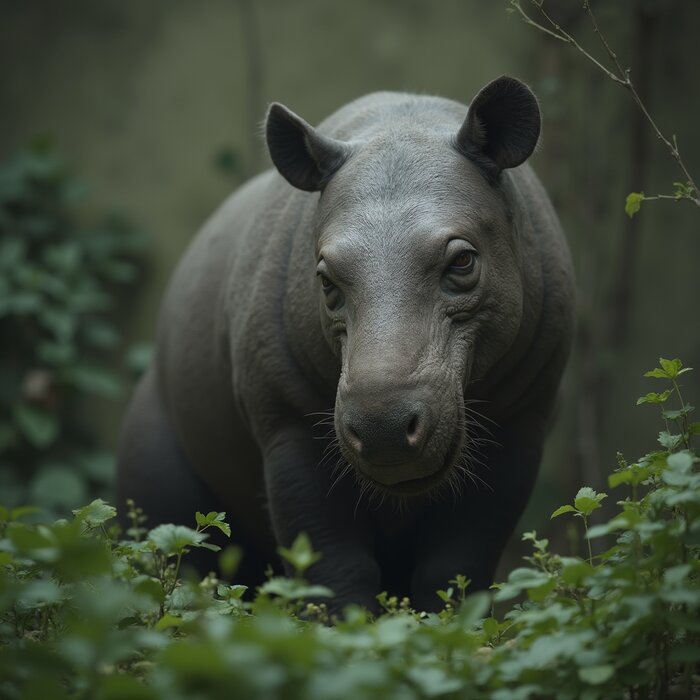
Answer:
0, 140, 147, 515
625, 191, 644, 218
1, 362, 699, 698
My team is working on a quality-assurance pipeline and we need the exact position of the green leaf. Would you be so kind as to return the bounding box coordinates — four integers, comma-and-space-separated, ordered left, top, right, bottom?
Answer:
658, 431, 683, 450
278, 532, 322, 576
667, 452, 694, 472
636, 390, 672, 405
195, 510, 231, 537
155, 614, 184, 631
663, 564, 691, 587
560, 558, 595, 586
551, 504, 576, 519
659, 357, 683, 378
437, 588, 454, 603
625, 191, 644, 218
217, 584, 247, 601
147, 524, 206, 556
578, 664, 614, 685
134, 577, 166, 605
72, 499, 117, 528
482, 616, 500, 639
574, 487, 607, 516
608, 464, 651, 488
258, 577, 333, 601
662, 404, 694, 420
13, 404, 58, 448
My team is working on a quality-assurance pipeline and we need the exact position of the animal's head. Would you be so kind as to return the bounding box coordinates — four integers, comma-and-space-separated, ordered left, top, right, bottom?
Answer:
265, 76, 540, 497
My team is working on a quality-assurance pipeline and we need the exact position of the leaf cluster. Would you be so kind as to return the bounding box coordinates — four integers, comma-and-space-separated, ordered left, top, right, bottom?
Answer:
0, 360, 699, 698
0, 140, 148, 515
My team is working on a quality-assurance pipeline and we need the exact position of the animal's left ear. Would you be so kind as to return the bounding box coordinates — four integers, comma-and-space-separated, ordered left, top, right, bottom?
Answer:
457, 76, 541, 174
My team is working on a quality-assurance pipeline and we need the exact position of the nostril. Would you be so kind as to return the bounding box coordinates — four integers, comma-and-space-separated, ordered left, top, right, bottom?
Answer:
345, 422, 363, 452
406, 414, 419, 439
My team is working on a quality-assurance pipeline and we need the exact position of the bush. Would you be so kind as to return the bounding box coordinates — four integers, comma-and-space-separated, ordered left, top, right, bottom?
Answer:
0, 140, 148, 516
0, 358, 698, 699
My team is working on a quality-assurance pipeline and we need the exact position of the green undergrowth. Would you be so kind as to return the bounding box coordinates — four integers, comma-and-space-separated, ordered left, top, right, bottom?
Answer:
1, 359, 699, 699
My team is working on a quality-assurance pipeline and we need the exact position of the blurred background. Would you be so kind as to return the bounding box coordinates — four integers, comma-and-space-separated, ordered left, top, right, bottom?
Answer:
1, 0, 698, 574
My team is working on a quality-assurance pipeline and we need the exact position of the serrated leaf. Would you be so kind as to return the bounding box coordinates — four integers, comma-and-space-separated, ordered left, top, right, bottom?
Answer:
658, 431, 683, 450
659, 358, 682, 378
574, 487, 607, 516
195, 511, 231, 537
217, 584, 247, 600
147, 524, 206, 556
551, 504, 576, 519
72, 499, 117, 528
636, 390, 672, 405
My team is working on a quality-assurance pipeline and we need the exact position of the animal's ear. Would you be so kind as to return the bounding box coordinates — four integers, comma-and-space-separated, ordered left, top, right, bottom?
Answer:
456, 76, 540, 174
265, 103, 349, 192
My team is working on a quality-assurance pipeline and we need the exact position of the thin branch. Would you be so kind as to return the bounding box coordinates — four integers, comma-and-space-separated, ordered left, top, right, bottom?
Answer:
510, 0, 700, 208
510, 1, 627, 84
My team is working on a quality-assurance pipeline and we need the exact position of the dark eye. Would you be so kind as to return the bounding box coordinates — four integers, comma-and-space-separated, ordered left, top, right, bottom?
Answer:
449, 249, 477, 273
318, 273, 335, 292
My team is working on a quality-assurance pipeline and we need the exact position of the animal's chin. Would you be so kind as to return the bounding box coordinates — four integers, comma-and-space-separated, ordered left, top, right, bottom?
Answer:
354, 431, 463, 497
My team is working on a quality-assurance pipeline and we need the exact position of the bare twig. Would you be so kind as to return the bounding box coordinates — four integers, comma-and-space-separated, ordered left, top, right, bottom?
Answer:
509, 0, 700, 208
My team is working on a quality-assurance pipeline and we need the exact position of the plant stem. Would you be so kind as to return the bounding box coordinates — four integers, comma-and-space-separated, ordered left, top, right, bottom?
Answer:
583, 515, 593, 565
671, 378, 691, 448
511, 0, 700, 207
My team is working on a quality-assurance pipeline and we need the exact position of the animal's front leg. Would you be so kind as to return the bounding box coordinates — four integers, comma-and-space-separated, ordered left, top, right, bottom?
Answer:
263, 426, 381, 614
410, 416, 545, 612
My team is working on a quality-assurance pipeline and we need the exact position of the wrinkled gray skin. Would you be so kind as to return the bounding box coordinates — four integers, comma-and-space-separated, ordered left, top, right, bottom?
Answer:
117, 76, 575, 613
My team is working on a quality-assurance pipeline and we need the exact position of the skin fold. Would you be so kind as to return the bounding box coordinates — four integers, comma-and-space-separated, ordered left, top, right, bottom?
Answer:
116, 76, 576, 613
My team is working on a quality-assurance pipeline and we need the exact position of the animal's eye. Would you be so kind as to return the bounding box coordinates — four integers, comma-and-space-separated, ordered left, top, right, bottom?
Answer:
318, 273, 335, 292
449, 249, 477, 273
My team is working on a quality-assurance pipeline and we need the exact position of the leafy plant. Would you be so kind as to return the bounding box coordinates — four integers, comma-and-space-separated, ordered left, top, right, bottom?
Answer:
0, 358, 698, 698
0, 139, 148, 515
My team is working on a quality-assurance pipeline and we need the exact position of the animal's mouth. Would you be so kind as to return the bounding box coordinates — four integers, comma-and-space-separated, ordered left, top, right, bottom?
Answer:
358, 430, 463, 497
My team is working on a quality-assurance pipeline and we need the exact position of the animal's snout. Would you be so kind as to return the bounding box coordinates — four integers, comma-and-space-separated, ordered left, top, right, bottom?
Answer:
340, 396, 430, 466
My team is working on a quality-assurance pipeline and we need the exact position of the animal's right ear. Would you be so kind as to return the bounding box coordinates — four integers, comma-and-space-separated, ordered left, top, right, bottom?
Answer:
265, 103, 349, 192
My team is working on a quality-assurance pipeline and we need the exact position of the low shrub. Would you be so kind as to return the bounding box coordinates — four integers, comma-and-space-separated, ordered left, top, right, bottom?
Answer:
0, 358, 698, 699
0, 140, 148, 516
